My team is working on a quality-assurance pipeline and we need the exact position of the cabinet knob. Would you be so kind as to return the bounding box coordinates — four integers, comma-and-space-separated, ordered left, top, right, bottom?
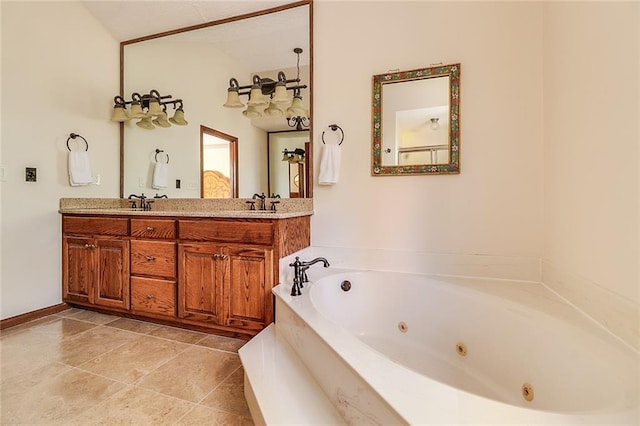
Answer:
146, 226, 155, 232
146, 294, 155, 300
145, 256, 155, 261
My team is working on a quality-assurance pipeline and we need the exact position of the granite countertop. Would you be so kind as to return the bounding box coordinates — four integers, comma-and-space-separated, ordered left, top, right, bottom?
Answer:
59, 198, 313, 219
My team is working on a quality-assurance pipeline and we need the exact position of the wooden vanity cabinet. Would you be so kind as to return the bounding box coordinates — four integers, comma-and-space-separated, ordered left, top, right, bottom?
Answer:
178, 242, 273, 332
62, 213, 310, 336
62, 217, 129, 310
130, 219, 177, 318
178, 219, 278, 332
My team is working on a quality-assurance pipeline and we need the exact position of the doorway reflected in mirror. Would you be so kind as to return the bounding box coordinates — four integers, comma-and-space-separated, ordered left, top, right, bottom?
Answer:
200, 125, 238, 198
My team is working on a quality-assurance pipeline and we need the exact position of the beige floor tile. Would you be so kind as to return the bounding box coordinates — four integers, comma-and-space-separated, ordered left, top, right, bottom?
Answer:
1, 368, 125, 425
78, 335, 189, 384
58, 325, 140, 366
28, 317, 98, 339
137, 346, 241, 403
105, 317, 162, 334
176, 405, 254, 426
54, 307, 85, 317
200, 367, 251, 417
66, 309, 121, 324
67, 385, 195, 425
1, 330, 64, 380
196, 334, 247, 353
148, 325, 207, 344
1, 361, 72, 401
0, 315, 62, 338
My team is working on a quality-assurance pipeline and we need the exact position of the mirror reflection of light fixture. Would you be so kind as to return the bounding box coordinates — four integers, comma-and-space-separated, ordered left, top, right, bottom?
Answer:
111, 89, 187, 129
282, 148, 305, 163
430, 117, 440, 130
223, 48, 308, 126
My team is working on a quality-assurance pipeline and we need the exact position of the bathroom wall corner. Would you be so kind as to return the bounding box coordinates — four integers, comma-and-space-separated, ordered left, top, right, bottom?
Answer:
541, 260, 639, 353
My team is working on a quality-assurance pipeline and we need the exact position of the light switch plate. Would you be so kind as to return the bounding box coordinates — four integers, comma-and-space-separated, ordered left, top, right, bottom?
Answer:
0, 165, 6, 182
25, 167, 37, 182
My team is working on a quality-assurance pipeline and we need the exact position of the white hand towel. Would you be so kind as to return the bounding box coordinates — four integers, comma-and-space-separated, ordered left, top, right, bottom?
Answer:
152, 162, 169, 189
318, 144, 341, 185
68, 151, 93, 186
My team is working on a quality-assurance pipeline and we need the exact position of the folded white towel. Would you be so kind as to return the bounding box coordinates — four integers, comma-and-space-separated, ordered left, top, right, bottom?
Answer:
68, 151, 93, 186
318, 144, 341, 185
152, 161, 169, 189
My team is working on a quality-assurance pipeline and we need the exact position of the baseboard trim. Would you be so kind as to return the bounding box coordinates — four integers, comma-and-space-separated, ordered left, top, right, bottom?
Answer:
0, 303, 70, 330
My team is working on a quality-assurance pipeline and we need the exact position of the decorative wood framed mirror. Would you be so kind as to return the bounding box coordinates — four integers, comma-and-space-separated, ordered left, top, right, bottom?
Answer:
371, 63, 460, 176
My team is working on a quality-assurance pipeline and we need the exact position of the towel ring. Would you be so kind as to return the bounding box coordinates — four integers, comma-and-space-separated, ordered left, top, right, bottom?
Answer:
66, 133, 88, 151
155, 149, 169, 164
321, 124, 344, 145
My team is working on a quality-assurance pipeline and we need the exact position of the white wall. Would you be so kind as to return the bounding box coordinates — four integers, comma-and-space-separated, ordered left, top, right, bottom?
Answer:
312, 1, 545, 257
1, 2, 120, 319
542, 2, 639, 347
543, 2, 638, 303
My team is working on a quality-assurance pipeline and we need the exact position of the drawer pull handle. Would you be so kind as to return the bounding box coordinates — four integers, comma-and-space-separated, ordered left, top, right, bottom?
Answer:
145, 256, 155, 261
146, 226, 155, 232
146, 294, 155, 300
84, 243, 97, 249
214, 253, 228, 260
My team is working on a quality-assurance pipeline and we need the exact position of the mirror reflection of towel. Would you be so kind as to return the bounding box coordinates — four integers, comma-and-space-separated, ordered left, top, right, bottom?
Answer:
318, 144, 341, 185
68, 151, 93, 186
152, 162, 169, 189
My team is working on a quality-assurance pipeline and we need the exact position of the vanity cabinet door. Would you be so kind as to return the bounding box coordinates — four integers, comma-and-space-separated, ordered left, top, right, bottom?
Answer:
62, 236, 129, 309
177, 243, 226, 325
63, 236, 95, 304
225, 246, 274, 331
94, 238, 130, 309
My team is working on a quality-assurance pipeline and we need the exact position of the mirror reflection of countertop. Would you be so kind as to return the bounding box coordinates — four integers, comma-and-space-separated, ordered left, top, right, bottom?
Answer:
59, 198, 313, 219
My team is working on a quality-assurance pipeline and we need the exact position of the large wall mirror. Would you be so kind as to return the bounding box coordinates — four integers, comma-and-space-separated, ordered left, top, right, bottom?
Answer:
119, 1, 312, 198
371, 63, 460, 176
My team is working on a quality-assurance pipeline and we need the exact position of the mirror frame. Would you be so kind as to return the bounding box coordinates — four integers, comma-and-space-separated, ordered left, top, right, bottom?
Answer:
371, 63, 460, 176
118, 0, 313, 197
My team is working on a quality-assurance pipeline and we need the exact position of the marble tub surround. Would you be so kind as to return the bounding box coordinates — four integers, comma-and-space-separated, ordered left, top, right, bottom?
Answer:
279, 246, 542, 285
59, 197, 313, 218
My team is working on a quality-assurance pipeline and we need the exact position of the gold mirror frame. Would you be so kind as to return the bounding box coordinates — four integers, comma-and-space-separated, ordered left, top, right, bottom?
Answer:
371, 63, 460, 176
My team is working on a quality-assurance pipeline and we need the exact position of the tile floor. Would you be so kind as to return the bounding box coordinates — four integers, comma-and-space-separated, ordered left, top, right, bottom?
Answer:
0, 308, 254, 425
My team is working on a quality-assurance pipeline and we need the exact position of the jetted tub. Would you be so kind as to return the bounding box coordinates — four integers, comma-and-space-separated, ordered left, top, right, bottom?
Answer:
273, 269, 639, 425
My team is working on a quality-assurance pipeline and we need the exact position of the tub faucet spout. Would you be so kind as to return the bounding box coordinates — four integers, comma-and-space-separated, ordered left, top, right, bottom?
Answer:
289, 256, 330, 296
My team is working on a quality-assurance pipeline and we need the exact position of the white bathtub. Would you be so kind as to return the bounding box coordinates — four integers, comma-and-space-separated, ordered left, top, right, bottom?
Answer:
273, 269, 639, 425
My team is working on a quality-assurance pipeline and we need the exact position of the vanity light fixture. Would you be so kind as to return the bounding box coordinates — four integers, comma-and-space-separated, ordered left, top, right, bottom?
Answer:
282, 148, 305, 164
430, 117, 440, 130
223, 48, 308, 126
111, 89, 188, 129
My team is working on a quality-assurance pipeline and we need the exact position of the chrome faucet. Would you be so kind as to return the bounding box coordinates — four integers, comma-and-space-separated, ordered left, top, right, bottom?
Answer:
252, 192, 267, 210
127, 193, 153, 211
289, 256, 330, 296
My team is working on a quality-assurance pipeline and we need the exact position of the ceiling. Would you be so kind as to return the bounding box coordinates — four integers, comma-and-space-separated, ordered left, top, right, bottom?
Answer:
81, 0, 309, 71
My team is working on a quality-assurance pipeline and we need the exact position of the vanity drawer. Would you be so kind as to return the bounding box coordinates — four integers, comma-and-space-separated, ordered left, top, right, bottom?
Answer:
63, 216, 128, 236
131, 240, 176, 278
179, 219, 273, 245
131, 219, 176, 239
131, 277, 176, 316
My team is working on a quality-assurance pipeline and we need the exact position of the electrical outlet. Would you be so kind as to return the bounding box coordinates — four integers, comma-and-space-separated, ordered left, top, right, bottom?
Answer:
25, 167, 37, 182
138, 177, 145, 187
0, 165, 6, 182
